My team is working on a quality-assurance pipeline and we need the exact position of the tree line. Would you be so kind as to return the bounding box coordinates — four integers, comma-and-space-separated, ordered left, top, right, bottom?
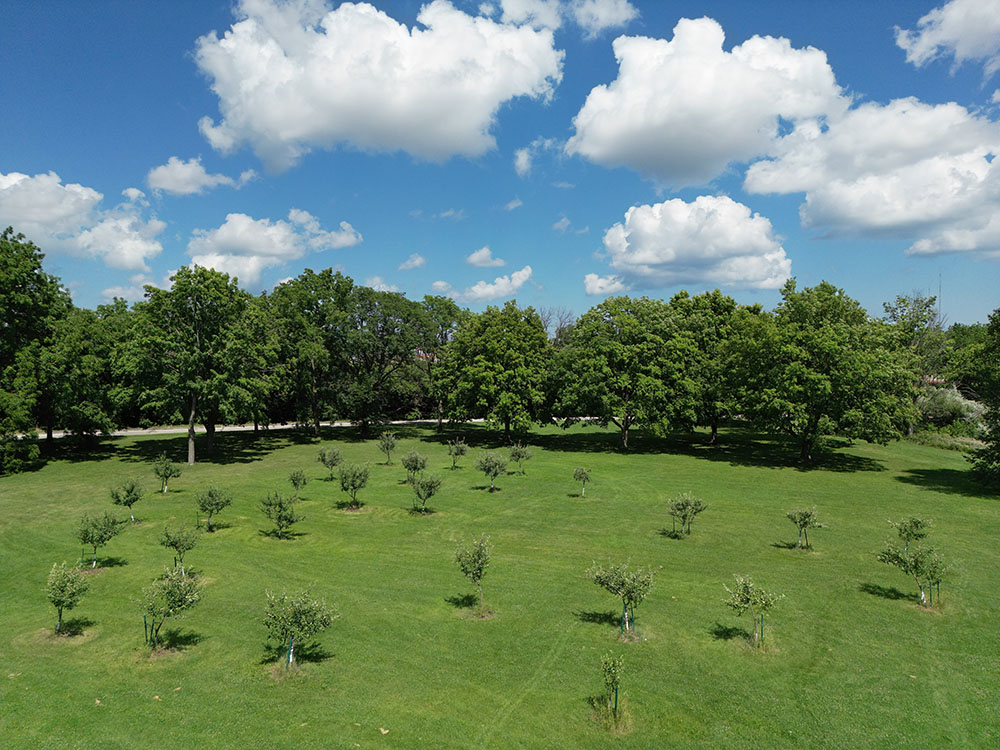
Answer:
2, 226, 998, 483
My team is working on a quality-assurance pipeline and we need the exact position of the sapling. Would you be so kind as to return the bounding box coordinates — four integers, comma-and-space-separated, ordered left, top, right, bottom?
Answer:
412, 475, 442, 514
46, 562, 89, 634
786, 507, 823, 549
152, 453, 181, 493
667, 492, 707, 535
339, 464, 370, 509
587, 561, 654, 635
475, 452, 508, 492
137, 566, 202, 647
455, 534, 492, 613
75, 512, 125, 567
110, 479, 143, 522
196, 486, 232, 531
259, 492, 303, 538
377, 431, 397, 465
600, 652, 624, 720
160, 526, 199, 573
509, 442, 531, 475
573, 467, 592, 496
263, 590, 335, 668
724, 574, 783, 647
317, 446, 342, 480
401, 450, 427, 484
448, 437, 468, 470
877, 543, 947, 607
289, 469, 307, 497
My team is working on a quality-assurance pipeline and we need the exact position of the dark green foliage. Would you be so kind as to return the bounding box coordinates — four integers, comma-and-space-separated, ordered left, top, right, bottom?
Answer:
259, 492, 303, 538
138, 566, 201, 647
667, 492, 707, 536
786, 507, 823, 549
196, 486, 232, 531
160, 526, 199, 572
724, 574, 782, 648
412, 474, 442, 513
474, 452, 507, 491
455, 534, 492, 612
75, 512, 125, 567
110, 479, 144, 522
46, 562, 89, 634
153, 453, 181, 493
263, 590, 335, 667
509, 442, 531, 474
338, 464, 369, 509
588, 561, 654, 635
317, 446, 342, 479
970, 309, 1000, 488
401, 450, 427, 484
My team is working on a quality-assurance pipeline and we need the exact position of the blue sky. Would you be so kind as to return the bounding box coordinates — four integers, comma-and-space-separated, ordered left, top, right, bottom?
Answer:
1, 0, 998, 323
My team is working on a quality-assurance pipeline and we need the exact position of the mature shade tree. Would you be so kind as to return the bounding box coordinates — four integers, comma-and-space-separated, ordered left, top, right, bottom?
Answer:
317, 446, 342, 480
377, 431, 397, 465
882, 293, 948, 380
419, 295, 468, 428
735, 280, 912, 461
46, 562, 89, 634
786, 507, 823, 549
338, 464, 370, 509
160, 526, 199, 573
724, 574, 782, 648
110, 479, 144, 522
508, 442, 531, 475
555, 296, 696, 450
970, 309, 1000, 488
438, 301, 551, 442
153, 453, 181, 493
945, 321, 990, 400
587, 561, 654, 635
573, 467, 592, 496
412, 474, 442, 514
455, 534, 493, 613
447, 437, 468, 470
263, 590, 335, 668
117, 265, 264, 465
138, 566, 202, 647
667, 492, 707, 536
259, 492, 303, 539
401, 450, 427, 484
76, 512, 125, 567
196, 486, 232, 531
475, 452, 508, 492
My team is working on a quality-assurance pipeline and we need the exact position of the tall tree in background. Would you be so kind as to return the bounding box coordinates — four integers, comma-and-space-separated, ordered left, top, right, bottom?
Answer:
970, 309, 1000, 488
118, 265, 262, 465
438, 301, 550, 442
554, 296, 695, 450
419, 295, 467, 428
735, 281, 912, 461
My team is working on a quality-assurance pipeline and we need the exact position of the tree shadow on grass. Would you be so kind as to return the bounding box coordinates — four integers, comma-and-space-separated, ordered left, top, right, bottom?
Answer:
574, 610, 620, 628
59, 617, 95, 637
895, 468, 999, 499
259, 641, 333, 665
659, 528, 684, 540
709, 622, 750, 641
96, 556, 128, 568
159, 627, 204, 652
406, 506, 438, 516
334, 500, 365, 511
257, 529, 307, 540
445, 593, 477, 609
770, 541, 799, 550
859, 582, 919, 602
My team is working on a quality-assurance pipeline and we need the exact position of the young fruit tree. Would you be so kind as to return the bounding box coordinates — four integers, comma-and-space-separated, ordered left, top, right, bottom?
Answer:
587, 561, 654, 635
160, 526, 199, 574
196, 486, 232, 531
317, 446, 342, 480
289, 469, 307, 497
137, 566, 202, 647
455, 534, 493, 613
75, 512, 125, 568
475, 452, 508, 492
600, 652, 624, 720
377, 431, 397, 465
46, 562, 89, 634
401, 450, 427, 484
786, 507, 823, 549
667, 492, 708, 535
448, 437, 468, 470
890, 516, 930, 552
724, 574, 783, 648
412, 474, 442, 514
152, 453, 181, 493
110, 479, 143, 523
259, 492, 303, 539
574, 467, 592, 496
338, 464, 370, 509
508, 442, 531, 475
877, 536, 946, 607
263, 590, 336, 669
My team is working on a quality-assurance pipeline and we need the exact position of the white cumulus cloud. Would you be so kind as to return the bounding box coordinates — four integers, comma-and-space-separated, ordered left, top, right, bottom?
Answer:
431, 280, 453, 293
595, 195, 791, 291
583, 273, 626, 295
568, 0, 638, 38
195, 0, 564, 171
896, 0, 1000, 77
500, 0, 562, 30
187, 209, 361, 285
460, 265, 533, 301
0, 170, 164, 270
744, 97, 1000, 256
467, 245, 506, 267
552, 216, 570, 232
365, 276, 399, 292
505, 197, 523, 211
398, 253, 426, 270
514, 136, 558, 177
566, 17, 847, 187
147, 156, 255, 196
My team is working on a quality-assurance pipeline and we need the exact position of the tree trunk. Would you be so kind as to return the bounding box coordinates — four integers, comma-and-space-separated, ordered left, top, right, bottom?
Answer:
46, 424, 54, 442
129, 508, 135, 522
56, 608, 63, 633
581, 483, 585, 497
253, 419, 259, 435
620, 423, 630, 451
503, 418, 511, 444
476, 582, 483, 611
709, 415, 719, 445
92, 547, 98, 568
799, 435, 813, 462
187, 393, 198, 466
288, 634, 295, 665
204, 422, 216, 455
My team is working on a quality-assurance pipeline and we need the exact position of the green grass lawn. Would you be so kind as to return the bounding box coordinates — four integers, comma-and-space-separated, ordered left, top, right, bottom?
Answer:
1, 424, 998, 748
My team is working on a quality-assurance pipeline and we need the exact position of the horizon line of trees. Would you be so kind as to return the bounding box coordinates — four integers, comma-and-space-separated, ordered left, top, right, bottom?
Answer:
2, 226, 998, 483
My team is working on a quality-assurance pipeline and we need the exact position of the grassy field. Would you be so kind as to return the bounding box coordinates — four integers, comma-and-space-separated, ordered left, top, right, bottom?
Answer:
1, 424, 998, 748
